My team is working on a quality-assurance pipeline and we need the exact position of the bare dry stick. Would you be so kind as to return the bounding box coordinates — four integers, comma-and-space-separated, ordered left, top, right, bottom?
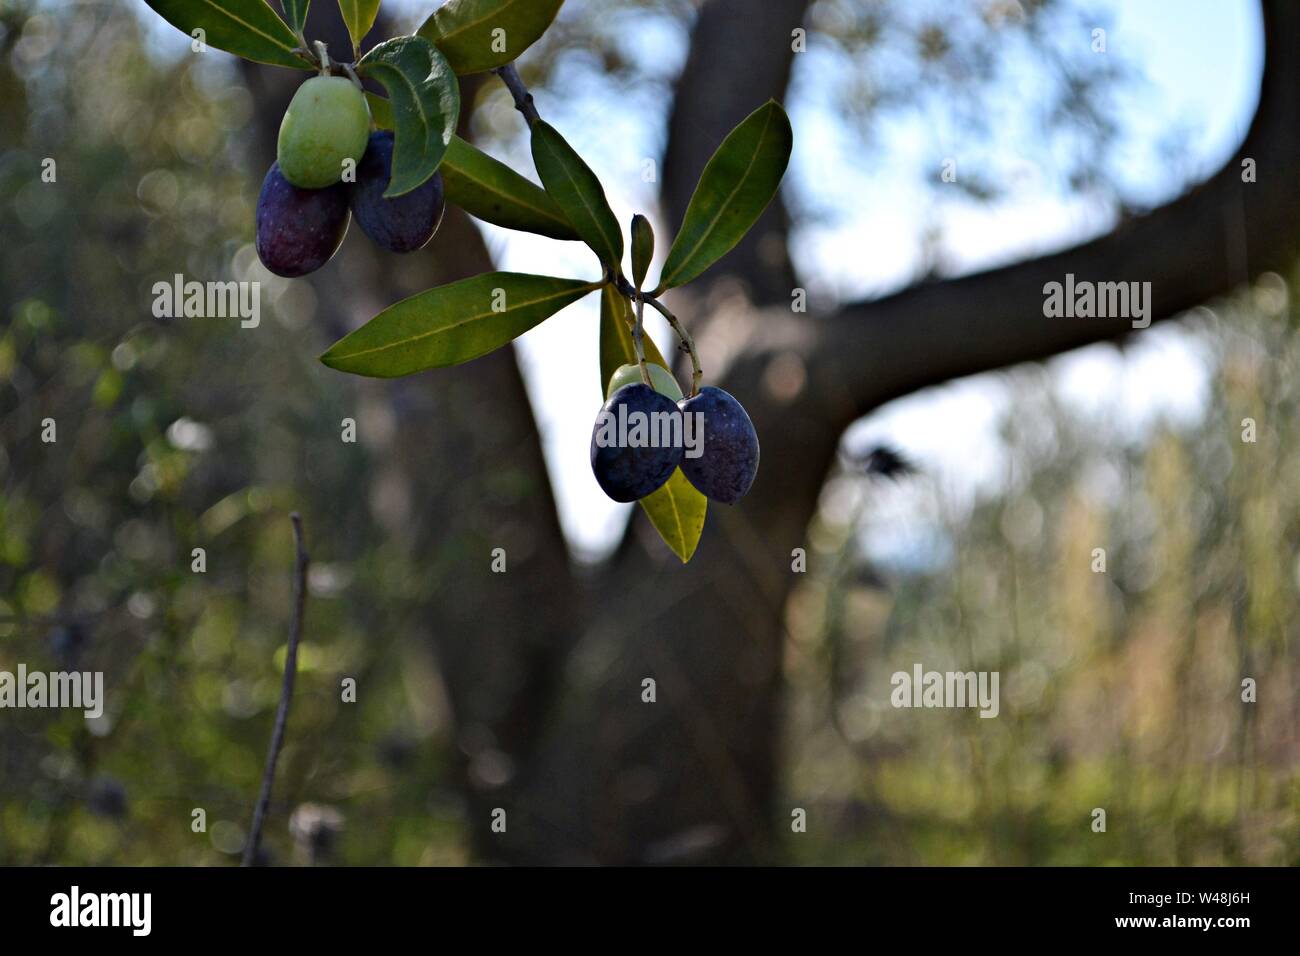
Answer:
241, 512, 310, 867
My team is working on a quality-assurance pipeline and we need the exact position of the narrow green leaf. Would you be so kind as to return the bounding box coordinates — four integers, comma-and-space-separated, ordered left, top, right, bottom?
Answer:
358, 36, 460, 198
322, 273, 597, 377
336, 0, 380, 55
417, 0, 564, 75
630, 215, 654, 290
598, 285, 706, 563
532, 120, 623, 268
282, 0, 309, 34
657, 101, 793, 292
142, 0, 311, 69
639, 469, 708, 563
442, 138, 580, 241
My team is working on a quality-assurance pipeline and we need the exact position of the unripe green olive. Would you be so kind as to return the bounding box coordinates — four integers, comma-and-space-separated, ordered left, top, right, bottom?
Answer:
606, 363, 683, 402
277, 76, 372, 189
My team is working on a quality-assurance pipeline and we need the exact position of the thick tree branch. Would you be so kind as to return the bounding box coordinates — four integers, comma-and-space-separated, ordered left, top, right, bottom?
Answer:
812, 0, 1300, 421
662, 0, 811, 305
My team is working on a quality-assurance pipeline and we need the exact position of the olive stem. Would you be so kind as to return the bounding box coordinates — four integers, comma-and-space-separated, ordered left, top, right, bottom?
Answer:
643, 296, 703, 397
292, 40, 362, 80
341, 62, 363, 92
493, 63, 541, 127
632, 294, 653, 387
492, 66, 697, 393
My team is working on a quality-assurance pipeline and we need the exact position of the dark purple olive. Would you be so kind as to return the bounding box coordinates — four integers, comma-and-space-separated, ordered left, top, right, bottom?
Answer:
678, 386, 759, 504
255, 161, 350, 278
590, 384, 685, 502
349, 131, 445, 253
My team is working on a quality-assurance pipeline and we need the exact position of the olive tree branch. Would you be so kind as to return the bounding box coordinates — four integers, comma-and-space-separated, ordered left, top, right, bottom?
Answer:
292, 42, 360, 79
241, 512, 310, 867
493, 63, 540, 127
494, 63, 702, 394
644, 296, 703, 397
313, 40, 331, 76
612, 274, 703, 395
633, 294, 652, 386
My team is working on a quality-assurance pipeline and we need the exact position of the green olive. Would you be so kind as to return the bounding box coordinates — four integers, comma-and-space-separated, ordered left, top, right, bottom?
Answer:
606, 363, 684, 402
277, 76, 372, 189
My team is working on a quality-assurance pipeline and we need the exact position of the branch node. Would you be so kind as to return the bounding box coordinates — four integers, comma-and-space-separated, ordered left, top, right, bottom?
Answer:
493, 63, 541, 127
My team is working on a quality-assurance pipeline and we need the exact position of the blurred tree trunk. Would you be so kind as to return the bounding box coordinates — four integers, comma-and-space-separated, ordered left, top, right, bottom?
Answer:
248, 6, 580, 863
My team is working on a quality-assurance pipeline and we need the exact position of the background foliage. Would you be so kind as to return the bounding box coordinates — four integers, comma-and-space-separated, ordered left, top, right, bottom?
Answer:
786, 295, 1299, 865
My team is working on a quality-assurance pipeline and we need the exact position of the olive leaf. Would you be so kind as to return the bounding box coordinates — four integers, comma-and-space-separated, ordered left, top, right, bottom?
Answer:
417, 0, 564, 75
630, 215, 654, 290
336, 0, 380, 55
442, 138, 580, 241
282, 0, 310, 34
321, 273, 598, 378
598, 285, 706, 563
656, 100, 793, 293
357, 36, 460, 198
142, 0, 311, 70
532, 120, 623, 269
638, 469, 708, 563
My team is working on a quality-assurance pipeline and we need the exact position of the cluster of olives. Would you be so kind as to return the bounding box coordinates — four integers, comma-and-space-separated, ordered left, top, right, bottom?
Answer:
591, 364, 760, 506
256, 76, 445, 278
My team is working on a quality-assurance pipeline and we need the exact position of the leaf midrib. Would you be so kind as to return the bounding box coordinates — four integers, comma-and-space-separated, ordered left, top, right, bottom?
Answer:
339, 0, 378, 44
195, 0, 298, 55
444, 152, 570, 231
662, 480, 687, 553
537, 126, 619, 262
284, 0, 309, 31
328, 283, 589, 363
436, 0, 538, 46
366, 56, 432, 138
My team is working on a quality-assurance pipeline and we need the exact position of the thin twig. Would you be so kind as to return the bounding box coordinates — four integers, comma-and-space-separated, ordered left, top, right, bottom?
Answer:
494, 61, 698, 394
633, 294, 652, 386
242, 513, 310, 867
645, 296, 704, 396
341, 62, 363, 91
493, 63, 541, 126
614, 272, 645, 302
